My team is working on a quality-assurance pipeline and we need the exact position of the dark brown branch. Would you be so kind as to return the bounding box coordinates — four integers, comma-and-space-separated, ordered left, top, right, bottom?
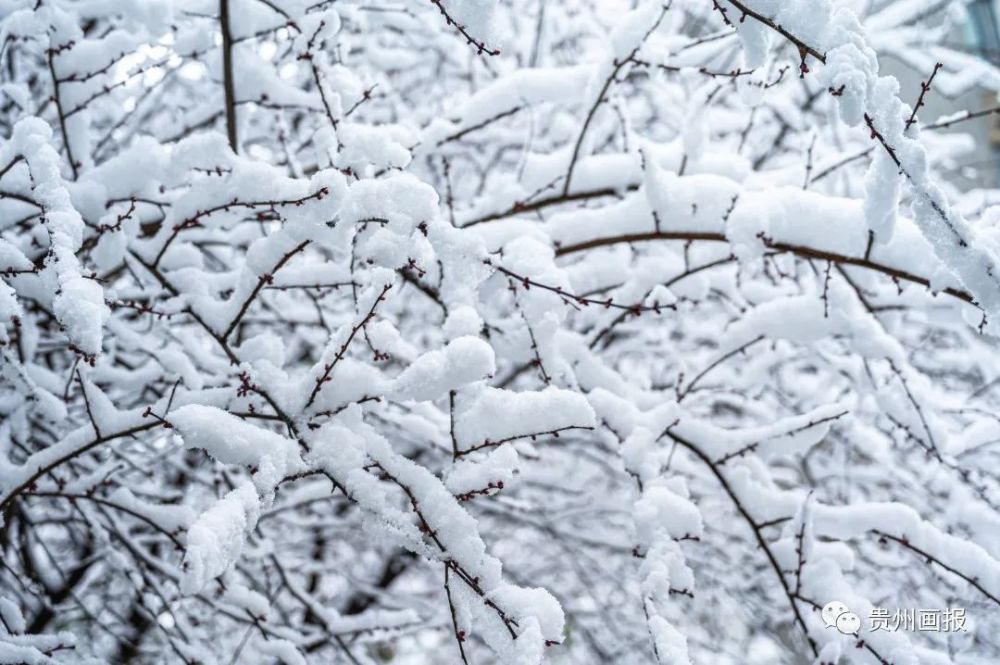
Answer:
463, 186, 632, 228
221, 240, 310, 342
590, 255, 739, 348
220, 0, 239, 152
0, 420, 166, 515
47, 47, 79, 179
437, 106, 523, 146
873, 530, 1000, 606
863, 113, 901, 168
554, 231, 977, 306
563, 4, 669, 195
0, 190, 44, 210
444, 564, 470, 664
152, 187, 330, 268
428, 0, 500, 56
630, 58, 754, 81
906, 62, 942, 130
370, 465, 520, 639
663, 428, 818, 656
0, 155, 23, 180
491, 262, 676, 315
457, 425, 594, 458
712, 0, 826, 67
24, 492, 185, 550
813, 100, 1000, 184
679, 335, 765, 400
713, 412, 847, 465
305, 284, 392, 408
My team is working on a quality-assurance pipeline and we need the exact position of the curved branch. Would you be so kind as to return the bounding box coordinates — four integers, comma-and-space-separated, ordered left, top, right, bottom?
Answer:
555, 231, 976, 306
663, 427, 818, 656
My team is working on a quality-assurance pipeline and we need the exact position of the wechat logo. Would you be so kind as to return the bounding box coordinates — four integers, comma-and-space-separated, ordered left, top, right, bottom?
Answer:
822, 601, 861, 635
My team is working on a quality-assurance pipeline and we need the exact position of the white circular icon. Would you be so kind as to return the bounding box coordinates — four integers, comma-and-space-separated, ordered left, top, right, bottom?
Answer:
821, 601, 849, 629
836, 611, 861, 634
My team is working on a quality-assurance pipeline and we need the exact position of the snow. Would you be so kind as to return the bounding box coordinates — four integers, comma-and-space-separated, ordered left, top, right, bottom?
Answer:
222, 583, 270, 618
647, 615, 692, 665
814, 500, 1000, 602
341, 173, 438, 234
392, 336, 495, 401
437, 0, 499, 45
256, 639, 307, 665
634, 484, 703, 544
609, 1, 665, 61
491, 585, 564, 642
446, 443, 518, 496
421, 66, 590, 149
107, 487, 196, 533
443, 305, 484, 339
453, 386, 596, 450
304, 418, 569, 661
0, 598, 25, 635
4, 0, 1000, 662
171, 405, 305, 500
2, 119, 110, 356
336, 123, 414, 175
181, 482, 260, 595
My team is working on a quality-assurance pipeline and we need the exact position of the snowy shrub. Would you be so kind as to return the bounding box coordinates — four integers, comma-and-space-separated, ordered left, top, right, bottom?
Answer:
2, 0, 1000, 663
